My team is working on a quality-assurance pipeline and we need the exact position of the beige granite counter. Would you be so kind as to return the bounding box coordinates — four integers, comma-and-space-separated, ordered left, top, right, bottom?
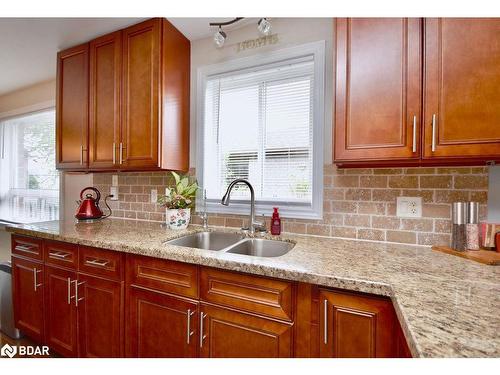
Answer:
6, 219, 500, 358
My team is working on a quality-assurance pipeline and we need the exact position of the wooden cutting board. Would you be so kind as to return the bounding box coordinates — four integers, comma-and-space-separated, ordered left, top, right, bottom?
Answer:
432, 246, 500, 266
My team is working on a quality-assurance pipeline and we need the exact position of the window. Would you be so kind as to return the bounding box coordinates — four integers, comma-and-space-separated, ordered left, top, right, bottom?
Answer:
198, 42, 324, 219
0, 109, 59, 223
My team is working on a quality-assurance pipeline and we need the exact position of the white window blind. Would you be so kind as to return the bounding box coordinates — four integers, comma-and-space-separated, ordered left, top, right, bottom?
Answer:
0, 109, 59, 223
203, 56, 315, 211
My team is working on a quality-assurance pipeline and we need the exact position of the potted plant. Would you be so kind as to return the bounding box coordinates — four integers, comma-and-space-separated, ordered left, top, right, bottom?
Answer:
157, 171, 199, 230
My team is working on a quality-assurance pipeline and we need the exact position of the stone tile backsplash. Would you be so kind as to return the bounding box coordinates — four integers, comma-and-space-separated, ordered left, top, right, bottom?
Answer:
93, 165, 489, 246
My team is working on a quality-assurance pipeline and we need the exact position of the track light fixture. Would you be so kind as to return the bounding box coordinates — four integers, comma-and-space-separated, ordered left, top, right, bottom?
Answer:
209, 18, 272, 48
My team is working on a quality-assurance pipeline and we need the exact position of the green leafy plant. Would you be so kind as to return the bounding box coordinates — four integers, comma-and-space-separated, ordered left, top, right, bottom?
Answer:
157, 171, 199, 209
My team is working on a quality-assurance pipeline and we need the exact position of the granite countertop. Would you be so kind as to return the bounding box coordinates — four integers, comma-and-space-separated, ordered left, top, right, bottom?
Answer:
6, 219, 500, 358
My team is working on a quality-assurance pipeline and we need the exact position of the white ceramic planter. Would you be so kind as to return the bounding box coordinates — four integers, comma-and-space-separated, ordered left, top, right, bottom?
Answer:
166, 208, 191, 230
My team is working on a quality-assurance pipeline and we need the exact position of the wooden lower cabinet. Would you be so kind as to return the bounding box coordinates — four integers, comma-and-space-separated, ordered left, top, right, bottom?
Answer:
199, 303, 293, 358
77, 273, 123, 357
11, 256, 44, 343
126, 286, 199, 358
44, 265, 78, 357
318, 289, 397, 358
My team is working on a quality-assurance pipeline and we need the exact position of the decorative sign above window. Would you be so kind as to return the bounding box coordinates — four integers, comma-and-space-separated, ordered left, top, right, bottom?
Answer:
236, 34, 279, 53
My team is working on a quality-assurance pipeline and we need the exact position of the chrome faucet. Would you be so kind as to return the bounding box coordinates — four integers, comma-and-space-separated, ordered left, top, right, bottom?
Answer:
221, 179, 266, 235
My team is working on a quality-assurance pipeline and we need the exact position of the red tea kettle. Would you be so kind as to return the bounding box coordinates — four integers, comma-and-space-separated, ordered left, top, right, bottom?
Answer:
75, 187, 112, 221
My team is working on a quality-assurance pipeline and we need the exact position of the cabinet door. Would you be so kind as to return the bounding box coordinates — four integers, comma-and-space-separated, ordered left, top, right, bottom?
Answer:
423, 18, 500, 160
89, 31, 121, 169
11, 257, 44, 343
121, 18, 161, 170
126, 286, 198, 358
77, 274, 123, 357
319, 289, 396, 358
56, 43, 89, 169
44, 266, 78, 357
334, 18, 422, 164
199, 303, 293, 358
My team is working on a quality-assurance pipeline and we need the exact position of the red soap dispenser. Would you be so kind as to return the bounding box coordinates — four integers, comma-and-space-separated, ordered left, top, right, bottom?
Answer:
271, 207, 281, 235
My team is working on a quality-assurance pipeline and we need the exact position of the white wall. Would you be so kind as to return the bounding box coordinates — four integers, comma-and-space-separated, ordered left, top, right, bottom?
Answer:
0, 79, 55, 119
189, 18, 334, 167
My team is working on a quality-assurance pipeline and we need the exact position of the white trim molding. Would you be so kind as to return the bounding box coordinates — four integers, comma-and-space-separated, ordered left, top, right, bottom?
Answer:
196, 41, 325, 220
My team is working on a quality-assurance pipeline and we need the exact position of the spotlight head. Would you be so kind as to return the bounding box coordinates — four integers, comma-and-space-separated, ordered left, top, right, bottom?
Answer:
258, 18, 272, 35
214, 27, 226, 48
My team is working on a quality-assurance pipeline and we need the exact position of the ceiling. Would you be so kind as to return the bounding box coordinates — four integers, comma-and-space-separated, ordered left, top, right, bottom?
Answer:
0, 17, 256, 95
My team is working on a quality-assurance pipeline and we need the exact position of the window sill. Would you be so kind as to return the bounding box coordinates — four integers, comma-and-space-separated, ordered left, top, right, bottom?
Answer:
196, 199, 322, 220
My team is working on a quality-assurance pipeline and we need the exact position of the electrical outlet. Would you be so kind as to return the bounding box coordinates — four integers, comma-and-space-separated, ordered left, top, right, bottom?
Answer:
396, 197, 422, 218
151, 189, 158, 203
112, 174, 118, 186
110, 186, 119, 200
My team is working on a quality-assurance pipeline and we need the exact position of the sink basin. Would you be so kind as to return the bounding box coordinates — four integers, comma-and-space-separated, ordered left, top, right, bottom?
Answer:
226, 238, 294, 257
165, 231, 244, 251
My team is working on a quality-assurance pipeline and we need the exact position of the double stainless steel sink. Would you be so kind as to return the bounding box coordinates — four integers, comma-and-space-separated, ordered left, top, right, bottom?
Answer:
164, 231, 294, 257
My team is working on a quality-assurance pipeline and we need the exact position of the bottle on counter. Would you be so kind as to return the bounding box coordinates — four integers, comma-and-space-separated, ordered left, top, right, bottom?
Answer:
270, 207, 281, 235
466, 202, 480, 250
452, 202, 468, 251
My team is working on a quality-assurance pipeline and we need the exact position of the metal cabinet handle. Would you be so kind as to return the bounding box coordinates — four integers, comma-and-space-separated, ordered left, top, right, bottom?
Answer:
49, 251, 70, 260
112, 142, 116, 165
119, 142, 123, 165
33, 268, 43, 291
84, 258, 110, 267
80, 145, 84, 165
186, 309, 195, 344
73, 280, 85, 307
431, 114, 437, 152
67, 277, 74, 304
323, 299, 328, 345
412, 115, 417, 153
199, 312, 207, 348
15, 244, 37, 254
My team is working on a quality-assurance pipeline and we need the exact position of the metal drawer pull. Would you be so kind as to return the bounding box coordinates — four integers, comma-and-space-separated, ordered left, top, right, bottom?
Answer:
431, 114, 437, 152
85, 258, 110, 267
186, 309, 195, 344
199, 312, 207, 348
73, 280, 85, 307
412, 115, 417, 153
33, 268, 43, 291
323, 299, 328, 345
15, 244, 37, 254
49, 251, 70, 259
112, 142, 116, 165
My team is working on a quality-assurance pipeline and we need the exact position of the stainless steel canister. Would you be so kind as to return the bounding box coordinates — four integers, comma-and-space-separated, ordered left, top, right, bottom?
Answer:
466, 202, 480, 250
452, 202, 468, 251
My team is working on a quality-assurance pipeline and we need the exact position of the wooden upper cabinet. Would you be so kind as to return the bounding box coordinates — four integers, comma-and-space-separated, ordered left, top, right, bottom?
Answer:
56, 18, 190, 172
121, 19, 161, 170
334, 18, 422, 164
56, 43, 89, 169
89, 31, 121, 169
423, 18, 500, 161
318, 289, 397, 358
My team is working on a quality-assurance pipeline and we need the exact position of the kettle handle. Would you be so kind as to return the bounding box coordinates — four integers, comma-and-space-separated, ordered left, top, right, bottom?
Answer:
80, 187, 101, 204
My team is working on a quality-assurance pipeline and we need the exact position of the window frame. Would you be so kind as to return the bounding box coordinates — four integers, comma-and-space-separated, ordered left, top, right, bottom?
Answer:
196, 41, 325, 220
0, 106, 60, 223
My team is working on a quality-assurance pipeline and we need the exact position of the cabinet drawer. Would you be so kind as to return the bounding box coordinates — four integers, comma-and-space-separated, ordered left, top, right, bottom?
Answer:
200, 268, 294, 322
12, 235, 43, 261
126, 254, 198, 299
44, 240, 78, 269
79, 246, 123, 281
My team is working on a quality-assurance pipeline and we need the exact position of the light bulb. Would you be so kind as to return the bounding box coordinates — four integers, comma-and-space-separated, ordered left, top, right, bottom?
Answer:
258, 18, 272, 35
213, 27, 226, 48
